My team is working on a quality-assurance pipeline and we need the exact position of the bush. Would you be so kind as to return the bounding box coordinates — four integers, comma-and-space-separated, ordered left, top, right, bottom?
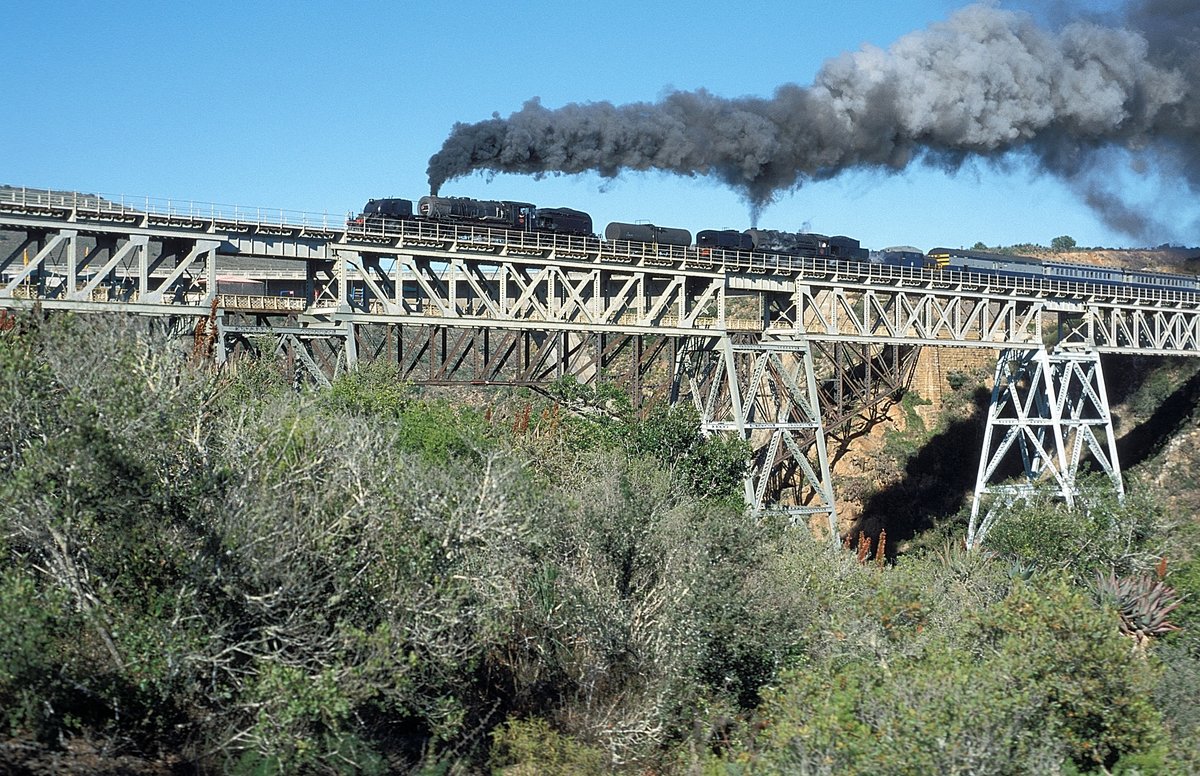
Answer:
628, 404, 749, 501
0, 313, 1188, 774
718, 577, 1165, 773
0, 569, 77, 739
395, 398, 493, 463
980, 482, 1164, 579
488, 717, 607, 775
1167, 556, 1200, 634
317, 360, 410, 418
1153, 639, 1200, 770
945, 369, 970, 391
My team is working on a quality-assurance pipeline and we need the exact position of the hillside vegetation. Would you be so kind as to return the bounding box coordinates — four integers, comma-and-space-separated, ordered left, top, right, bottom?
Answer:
2, 314, 1200, 774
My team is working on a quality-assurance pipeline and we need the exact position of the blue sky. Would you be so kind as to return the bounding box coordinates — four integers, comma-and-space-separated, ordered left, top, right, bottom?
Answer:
0, 0, 1177, 251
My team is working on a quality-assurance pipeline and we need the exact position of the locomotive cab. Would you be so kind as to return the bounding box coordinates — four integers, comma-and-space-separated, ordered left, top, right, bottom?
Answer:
510, 202, 536, 231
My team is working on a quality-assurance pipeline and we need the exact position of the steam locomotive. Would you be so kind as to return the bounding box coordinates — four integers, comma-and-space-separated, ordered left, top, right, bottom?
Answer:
353, 195, 594, 237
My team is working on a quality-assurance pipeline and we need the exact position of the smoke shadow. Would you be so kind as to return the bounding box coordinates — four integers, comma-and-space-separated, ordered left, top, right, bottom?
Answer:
1108, 359, 1200, 470
848, 386, 995, 553
849, 355, 1200, 557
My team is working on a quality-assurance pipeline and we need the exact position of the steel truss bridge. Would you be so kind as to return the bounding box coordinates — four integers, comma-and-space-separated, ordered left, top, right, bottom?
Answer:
4, 187, 1199, 544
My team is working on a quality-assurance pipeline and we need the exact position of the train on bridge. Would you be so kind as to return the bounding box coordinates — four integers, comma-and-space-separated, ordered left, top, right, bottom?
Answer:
925, 247, 1199, 292
352, 195, 874, 262
351, 195, 1200, 293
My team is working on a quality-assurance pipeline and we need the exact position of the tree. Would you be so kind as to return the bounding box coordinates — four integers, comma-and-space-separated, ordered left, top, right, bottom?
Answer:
1051, 235, 1077, 251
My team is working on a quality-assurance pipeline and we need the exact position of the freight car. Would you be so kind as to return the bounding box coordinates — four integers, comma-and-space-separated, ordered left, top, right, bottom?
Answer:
878, 246, 933, 268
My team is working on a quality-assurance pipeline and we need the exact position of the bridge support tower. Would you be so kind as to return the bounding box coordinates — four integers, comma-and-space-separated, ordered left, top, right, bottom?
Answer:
674, 332, 838, 539
968, 345, 1124, 547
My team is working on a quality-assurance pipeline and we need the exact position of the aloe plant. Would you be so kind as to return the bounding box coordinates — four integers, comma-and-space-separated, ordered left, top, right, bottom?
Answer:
1091, 571, 1183, 640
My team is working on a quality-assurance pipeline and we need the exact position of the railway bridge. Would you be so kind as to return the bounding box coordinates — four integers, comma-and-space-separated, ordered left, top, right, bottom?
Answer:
4, 186, 1199, 545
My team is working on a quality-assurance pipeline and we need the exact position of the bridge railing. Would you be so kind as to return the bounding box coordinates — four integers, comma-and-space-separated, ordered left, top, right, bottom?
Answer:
0, 186, 341, 231
5, 186, 1199, 308
216, 294, 309, 312
380, 221, 1200, 306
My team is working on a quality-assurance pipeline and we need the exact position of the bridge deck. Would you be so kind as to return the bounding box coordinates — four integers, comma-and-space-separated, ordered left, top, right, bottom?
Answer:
3, 185, 1199, 353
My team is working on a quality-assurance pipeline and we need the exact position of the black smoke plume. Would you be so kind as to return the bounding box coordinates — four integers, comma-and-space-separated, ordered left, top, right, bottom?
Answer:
426, 3, 1200, 241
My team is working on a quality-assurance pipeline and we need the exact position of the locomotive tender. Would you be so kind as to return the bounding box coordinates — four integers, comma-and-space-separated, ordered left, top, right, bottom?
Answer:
349, 194, 1199, 294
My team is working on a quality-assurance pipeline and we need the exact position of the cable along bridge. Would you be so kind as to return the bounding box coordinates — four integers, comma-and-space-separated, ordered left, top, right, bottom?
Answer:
3, 186, 1198, 545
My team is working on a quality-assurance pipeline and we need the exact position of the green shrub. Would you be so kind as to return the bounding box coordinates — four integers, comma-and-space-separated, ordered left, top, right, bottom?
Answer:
318, 360, 410, 418
0, 569, 76, 738
396, 399, 492, 463
627, 404, 749, 500
981, 483, 1163, 578
1167, 556, 1200, 633
945, 369, 970, 390
488, 717, 608, 775
229, 663, 387, 776
217, 353, 291, 410
0, 314, 1187, 774
716, 577, 1165, 774
979, 580, 1165, 770
1153, 639, 1200, 770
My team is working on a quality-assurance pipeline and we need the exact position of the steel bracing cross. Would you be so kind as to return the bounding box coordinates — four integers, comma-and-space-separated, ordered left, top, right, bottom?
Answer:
967, 346, 1124, 547
674, 333, 838, 539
